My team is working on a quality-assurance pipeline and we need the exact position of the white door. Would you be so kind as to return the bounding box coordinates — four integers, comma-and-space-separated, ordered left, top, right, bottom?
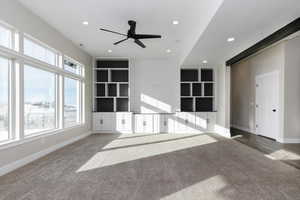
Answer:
255, 71, 280, 140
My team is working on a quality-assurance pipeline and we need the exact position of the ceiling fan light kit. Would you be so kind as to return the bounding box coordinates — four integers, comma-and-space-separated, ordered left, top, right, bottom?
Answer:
100, 20, 162, 48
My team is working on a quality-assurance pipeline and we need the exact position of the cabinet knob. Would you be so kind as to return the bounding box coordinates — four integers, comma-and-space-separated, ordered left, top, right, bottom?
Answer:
122, 119, 125, 124
143, 121, 146, 126
100, 119, 103, 124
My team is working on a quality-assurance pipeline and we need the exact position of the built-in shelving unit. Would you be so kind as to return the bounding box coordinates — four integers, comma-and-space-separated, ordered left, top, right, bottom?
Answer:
94, 59, 130, 112
180, 68, 214, 112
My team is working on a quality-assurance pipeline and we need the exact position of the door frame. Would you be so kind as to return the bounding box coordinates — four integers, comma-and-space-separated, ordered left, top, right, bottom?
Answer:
255, 70, 280, 141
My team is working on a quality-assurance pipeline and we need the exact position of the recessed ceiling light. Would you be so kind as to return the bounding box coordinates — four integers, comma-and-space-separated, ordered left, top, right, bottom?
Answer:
108, 49, 112, 53
166, 49, 171, 53
172, 20, 179, 25
227, 37, 235, 42
82, 21, 89, 26
203, 60, 208, 64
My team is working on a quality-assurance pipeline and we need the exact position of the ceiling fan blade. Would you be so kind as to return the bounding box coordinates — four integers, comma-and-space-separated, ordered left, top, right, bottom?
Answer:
100, 28, 127, 36
134, 39, 146, 48
114, 38, 128, 45
134, 34, 162, 39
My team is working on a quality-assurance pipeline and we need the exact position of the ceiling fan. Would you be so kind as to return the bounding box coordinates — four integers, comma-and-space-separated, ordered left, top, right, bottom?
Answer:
100, 20, 162, 48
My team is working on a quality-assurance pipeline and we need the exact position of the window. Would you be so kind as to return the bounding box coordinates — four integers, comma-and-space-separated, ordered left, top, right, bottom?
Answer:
0, 21, 86, 146
0, 24, 12, 49
64, 77, 80, 127
0, 57, 10, 142
24, 65, 56, 135
64, 57, 84, 76
24, 37, 57, 66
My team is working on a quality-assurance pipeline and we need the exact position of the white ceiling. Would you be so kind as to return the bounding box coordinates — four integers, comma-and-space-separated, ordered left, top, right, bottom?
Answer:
18, 0, 223, 60
183, 0, 300, 66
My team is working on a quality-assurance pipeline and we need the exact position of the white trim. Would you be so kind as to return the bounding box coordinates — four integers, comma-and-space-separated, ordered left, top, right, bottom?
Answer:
277, 137, 300, 144
0, 131, 91, 177
231, 124, 255, 134
0, 124, 86, 150
214, 125, 231, 138
92, 131, 134, 134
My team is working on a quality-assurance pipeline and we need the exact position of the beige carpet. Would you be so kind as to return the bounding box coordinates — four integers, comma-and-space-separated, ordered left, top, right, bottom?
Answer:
0, 133, 300, 200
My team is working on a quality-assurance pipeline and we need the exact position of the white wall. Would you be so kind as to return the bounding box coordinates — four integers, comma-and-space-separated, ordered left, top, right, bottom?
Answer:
215, 65, 231, 138
133, 59, 180, 113
231, 43, 285, 135
284, 36, 300, 141
0, 0, 92, 170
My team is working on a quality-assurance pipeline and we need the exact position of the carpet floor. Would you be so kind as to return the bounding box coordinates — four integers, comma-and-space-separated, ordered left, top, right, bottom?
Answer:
0, 133, 300, 200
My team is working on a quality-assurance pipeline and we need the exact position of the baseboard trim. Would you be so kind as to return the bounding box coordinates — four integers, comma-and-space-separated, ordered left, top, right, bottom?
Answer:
231, 124, 255, 134
0, 131, 92, 177
277, 137, 300, 144
214, 125, 231, 138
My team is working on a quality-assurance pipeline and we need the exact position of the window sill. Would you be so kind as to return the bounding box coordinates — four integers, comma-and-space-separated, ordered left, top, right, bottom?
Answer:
0, 124, 86, 151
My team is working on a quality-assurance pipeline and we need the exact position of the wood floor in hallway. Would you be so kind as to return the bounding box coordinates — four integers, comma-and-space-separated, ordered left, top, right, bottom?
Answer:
0, 133, 300, 200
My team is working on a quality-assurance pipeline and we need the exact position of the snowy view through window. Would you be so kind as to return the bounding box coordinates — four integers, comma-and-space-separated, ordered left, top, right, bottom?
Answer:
0, 57, 9, 141
24, 65, 56, 135
64, 77, 79, 127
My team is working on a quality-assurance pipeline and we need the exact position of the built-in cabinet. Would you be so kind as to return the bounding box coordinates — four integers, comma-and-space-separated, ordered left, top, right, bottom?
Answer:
93, 112, 133, 133
92, 60, 217, 134
94, 59, 130, 112
181, 68, 215, 112
93, 112, 216, 134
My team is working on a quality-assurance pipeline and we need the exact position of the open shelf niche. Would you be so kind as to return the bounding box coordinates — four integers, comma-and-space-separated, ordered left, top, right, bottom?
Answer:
180, 68, 215, 112
94, 59, 130, 112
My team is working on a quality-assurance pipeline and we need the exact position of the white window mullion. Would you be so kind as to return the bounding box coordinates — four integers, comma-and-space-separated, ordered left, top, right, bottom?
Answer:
15, 60, 24, 139
76, 81, 81, 124
58, 75, 64, 129
54, 74, 59, 129
9, 60, 16, 140
81, 82, 85, 124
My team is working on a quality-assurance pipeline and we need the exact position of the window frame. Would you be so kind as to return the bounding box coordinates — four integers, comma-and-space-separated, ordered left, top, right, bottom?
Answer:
23, 64, 58, 137
0, 21, 86, 146
23, 34, 60, 67
64, 56, 85, 77
0, 56, 12, 143
63, 76, 83, 128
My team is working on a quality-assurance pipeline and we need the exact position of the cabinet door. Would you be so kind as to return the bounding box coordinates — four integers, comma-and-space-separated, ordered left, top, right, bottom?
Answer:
160, 114, 175, 133
159, 115, 168, 133
135, 114, 145, 133
143, 115, 154, 134
93, 113, 104, 131
207, 112, 216, 132
175, 112, 196, 133
195, 112, 208, 133
116, 113, 132, 133
93, 113, 116, 131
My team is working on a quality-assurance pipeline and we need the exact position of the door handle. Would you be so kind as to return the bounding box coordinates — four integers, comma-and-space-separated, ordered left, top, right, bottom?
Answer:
122, 119, 125, 124
100, 119, 103, 124
272, 109, 277, 112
